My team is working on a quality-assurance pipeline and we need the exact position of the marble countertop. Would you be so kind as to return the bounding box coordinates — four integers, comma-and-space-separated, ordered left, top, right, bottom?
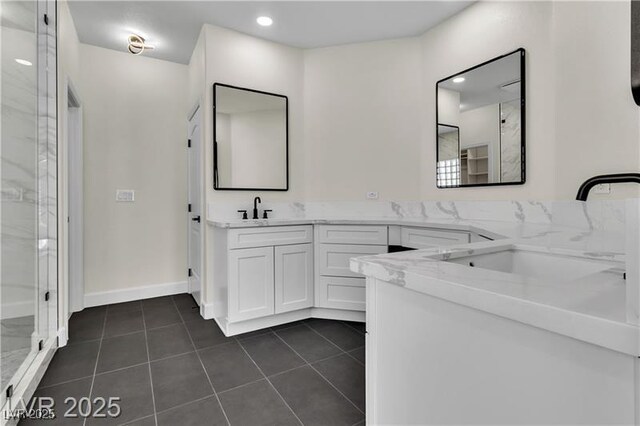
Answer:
350, 233, 637, 356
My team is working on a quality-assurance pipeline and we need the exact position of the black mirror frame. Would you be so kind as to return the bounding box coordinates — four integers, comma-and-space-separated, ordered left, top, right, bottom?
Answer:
213, 82, 289, 191
435, 48, 526, 189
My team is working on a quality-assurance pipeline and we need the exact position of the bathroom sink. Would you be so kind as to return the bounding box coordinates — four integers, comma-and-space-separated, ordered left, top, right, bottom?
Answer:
444, 247, 618, 282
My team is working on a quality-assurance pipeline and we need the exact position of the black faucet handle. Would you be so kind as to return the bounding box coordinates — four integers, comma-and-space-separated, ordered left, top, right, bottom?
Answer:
263, 210, 273, 219
237, 210, 248, 220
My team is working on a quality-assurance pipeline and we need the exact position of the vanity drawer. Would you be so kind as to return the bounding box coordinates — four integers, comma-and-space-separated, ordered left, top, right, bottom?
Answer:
316, 276, 365, 311
318, 243, 387, 278
228, 225, 313, 249
400, 227, 469, 249
317, 225, 388, 245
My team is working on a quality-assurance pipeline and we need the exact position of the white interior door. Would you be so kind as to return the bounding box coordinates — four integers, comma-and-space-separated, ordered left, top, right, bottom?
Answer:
188, 107, 202, 302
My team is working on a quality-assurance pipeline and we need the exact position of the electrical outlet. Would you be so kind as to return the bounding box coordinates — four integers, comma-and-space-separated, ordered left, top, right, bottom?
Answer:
116, 189, 135, 202
366, 191, 379, 200
593, 184, 611, 194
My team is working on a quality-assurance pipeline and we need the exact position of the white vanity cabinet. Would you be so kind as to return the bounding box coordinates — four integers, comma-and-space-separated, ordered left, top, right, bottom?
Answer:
315, 225, 388, 311
211, 221, 485, 335
225, 226, 314, 323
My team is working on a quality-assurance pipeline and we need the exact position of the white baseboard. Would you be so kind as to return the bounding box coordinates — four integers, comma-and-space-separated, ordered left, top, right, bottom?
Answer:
1, 301, 35, 320
57, 326, 68, 347
202, 302, 215, 320
84, 281, 188, 308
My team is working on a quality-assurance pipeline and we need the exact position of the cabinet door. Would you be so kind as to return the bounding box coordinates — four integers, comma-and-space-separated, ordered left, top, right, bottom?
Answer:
274, 244, 314, 314
228, 247, 275, 322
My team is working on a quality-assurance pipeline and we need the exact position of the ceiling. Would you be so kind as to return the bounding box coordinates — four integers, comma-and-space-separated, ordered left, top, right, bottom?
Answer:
68, 1, 473, 64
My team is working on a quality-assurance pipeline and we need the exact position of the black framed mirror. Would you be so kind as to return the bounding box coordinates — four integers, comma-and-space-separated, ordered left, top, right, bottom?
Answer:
436, 48, 525, 188
213, 83, 289, 191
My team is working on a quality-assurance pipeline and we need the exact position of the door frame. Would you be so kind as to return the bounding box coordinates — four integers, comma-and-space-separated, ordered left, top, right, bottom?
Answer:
187, 103, 204, 304
65, 78, 84, 317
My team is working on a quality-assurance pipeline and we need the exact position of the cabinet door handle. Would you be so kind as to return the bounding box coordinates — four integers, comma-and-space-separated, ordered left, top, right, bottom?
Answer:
192, 216, 201, 223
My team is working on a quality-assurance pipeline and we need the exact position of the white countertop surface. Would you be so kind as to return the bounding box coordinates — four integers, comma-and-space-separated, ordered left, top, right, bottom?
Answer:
208, 213, 637, 356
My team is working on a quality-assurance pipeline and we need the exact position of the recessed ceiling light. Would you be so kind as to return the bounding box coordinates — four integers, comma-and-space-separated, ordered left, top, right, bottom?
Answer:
257, 16, 273, 27
452, 77, 465, 84
15, 59, 32, 66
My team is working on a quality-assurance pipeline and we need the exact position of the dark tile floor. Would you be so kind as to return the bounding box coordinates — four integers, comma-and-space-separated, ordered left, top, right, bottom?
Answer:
21, 295, 365, 426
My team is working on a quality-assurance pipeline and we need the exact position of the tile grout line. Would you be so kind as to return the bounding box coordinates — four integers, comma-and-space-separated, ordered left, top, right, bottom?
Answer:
272, 330, 365, 416
152, 393, 215, 418
173, 297, 232, 426
235, 337, 305, 426
343, 345, 365, 367
37, 374, 96, 390
300, 322, 365, 366
300, 322, 354, 355
119, 414, 155, 426
340, 320, 367, 336
140, 302, 159, 426
216, 350, 350, 397
82, 308, 108, 426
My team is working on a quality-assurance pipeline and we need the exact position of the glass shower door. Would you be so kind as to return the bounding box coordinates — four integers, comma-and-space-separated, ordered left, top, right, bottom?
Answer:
0, 0, 41, 398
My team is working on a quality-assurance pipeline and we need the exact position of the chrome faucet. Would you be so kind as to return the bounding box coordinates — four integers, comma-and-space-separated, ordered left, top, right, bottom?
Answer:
253, 197, 261, 219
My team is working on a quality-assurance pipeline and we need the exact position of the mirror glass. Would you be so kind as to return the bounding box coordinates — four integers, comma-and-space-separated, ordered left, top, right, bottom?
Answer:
214, 83, 288, 190
436, 49, 525, 188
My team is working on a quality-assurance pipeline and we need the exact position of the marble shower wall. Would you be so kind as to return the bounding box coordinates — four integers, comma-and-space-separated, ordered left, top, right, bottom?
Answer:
1, 10, 39, 320
500, 98, 522, 183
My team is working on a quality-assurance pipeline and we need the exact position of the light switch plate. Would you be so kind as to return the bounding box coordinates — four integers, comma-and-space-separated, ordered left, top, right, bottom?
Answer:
366, 191, 379, 200
593, 184, 611, 194
116, 189, 135, 202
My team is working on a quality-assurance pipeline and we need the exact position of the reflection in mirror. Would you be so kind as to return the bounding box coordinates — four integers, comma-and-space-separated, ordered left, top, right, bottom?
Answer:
214, 83, 288, 191
436, 49, 525, 188
437, 125, 460, 187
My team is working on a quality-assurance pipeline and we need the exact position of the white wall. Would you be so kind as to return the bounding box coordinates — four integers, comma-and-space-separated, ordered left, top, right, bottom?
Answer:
304, 38, 422, 201
79, 44, 188, 295
57, 0, 81, 325
552, 1, 640, 199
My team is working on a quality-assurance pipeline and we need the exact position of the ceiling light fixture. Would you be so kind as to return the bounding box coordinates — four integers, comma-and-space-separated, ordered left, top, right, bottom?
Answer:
127, 34, 155, 55
256, 16, 273, 27
15, 58, 32, 66
452, 77, 465, 84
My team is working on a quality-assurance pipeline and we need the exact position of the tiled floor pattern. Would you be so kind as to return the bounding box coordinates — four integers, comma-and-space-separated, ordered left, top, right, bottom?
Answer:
21, 295, 365, 425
